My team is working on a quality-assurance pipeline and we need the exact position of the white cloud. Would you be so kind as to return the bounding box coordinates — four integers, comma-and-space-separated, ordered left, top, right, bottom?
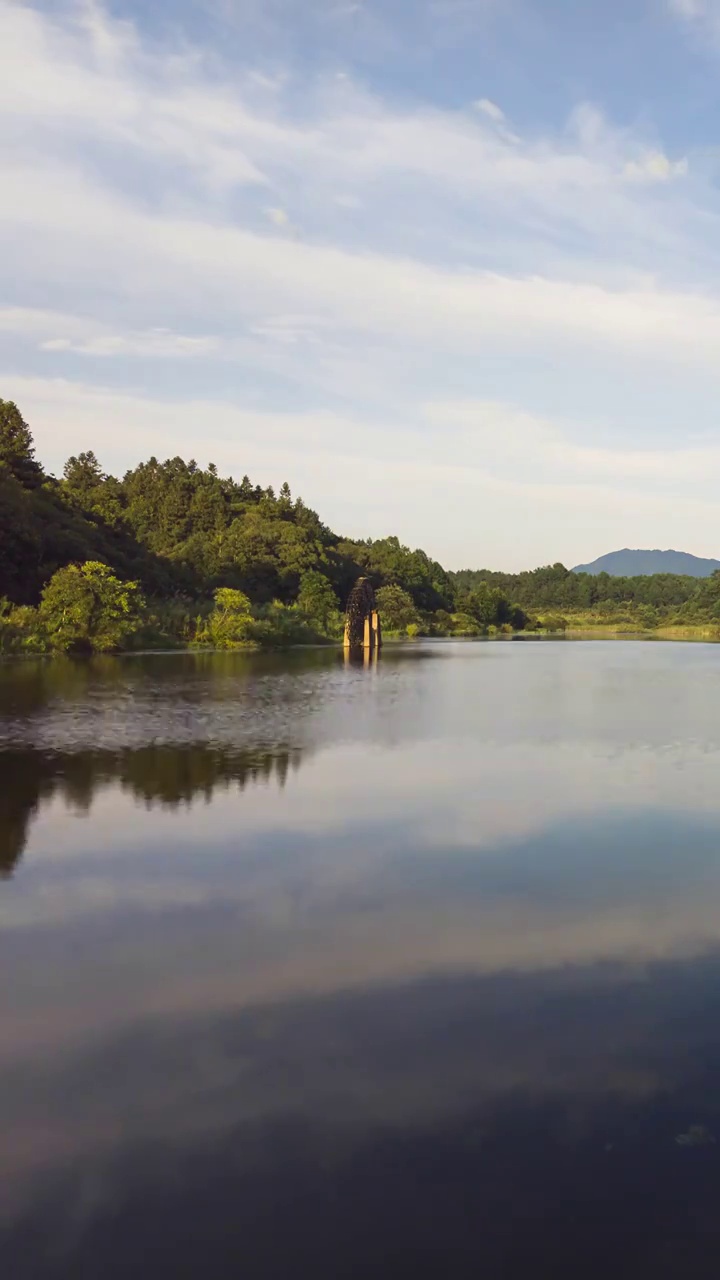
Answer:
0, 307, 218, 358
473, 96, 505, 122
667, 0, 720, 39
0, 4, 271, 194
3, 159, 720, 366
670, 0, 706, 17
41, 338, 73, 352
66, 331, 219, 357
0, 1, 699, 218
623, 151, 688, 183
249, 315, 324, 343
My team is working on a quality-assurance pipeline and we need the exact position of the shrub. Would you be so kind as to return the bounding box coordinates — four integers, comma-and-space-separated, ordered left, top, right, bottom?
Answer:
450, 612, 482, 636
250, 601, 320, 648
195, 587, 254, 648
39, 561, 145, 652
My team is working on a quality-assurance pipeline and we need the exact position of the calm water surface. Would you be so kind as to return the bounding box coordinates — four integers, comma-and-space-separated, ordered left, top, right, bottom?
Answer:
4, 640, 720, 1277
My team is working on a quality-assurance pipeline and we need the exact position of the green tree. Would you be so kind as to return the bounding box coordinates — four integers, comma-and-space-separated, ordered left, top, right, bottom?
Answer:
62, 451, 125, 528
0, 468, 41, 600
199, 587, 254, 647
215, 511, 324, 601
375, 583, 420, 632
63, 451, 104, 492
456, 583, 500, 628
509, 604, 529, 630
297, 571, 340, 634
0, 400, 43, 488
40, 561, 145, 652
278, 481, 293, 516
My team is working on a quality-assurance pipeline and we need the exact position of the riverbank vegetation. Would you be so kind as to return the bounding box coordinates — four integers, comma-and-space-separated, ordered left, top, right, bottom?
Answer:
453, 564, 720, 635
2, 398, 720, 653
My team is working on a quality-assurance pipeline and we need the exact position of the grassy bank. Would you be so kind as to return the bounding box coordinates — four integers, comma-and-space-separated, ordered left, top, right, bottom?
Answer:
537, 612, 720, 641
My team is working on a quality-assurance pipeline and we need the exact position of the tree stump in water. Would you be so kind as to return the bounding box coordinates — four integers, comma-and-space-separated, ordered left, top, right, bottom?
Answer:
344, 577, 382, 652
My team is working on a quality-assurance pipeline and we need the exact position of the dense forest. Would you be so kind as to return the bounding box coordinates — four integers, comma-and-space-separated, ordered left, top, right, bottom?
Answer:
1, 398, 720, 653
451, 564, 720, 630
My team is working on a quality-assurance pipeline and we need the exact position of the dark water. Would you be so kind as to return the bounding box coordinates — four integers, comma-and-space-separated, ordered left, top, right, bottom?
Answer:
5, 641, 720, 1277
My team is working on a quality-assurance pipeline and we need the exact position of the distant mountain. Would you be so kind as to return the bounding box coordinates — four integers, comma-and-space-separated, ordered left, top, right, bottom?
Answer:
572, 549, 720, 578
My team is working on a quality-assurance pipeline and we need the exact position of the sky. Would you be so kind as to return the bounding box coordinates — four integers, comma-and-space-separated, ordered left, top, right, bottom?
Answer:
4, 0, 720, 569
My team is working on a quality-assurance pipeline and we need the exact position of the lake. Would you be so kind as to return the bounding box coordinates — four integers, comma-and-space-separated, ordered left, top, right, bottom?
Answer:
4, 639, 720, 1277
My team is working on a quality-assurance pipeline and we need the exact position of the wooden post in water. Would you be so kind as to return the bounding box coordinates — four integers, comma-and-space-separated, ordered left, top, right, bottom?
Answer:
372, 610, 382, 650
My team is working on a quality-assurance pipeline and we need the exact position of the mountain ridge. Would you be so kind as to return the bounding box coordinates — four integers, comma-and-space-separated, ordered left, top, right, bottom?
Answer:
572, 548, 720, 578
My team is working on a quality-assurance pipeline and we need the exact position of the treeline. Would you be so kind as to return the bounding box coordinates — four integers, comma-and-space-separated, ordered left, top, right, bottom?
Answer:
452, 563, 720, 629
0, 399, 529, 653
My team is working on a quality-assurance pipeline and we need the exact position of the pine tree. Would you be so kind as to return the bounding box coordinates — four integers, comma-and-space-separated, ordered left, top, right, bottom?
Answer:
0, 400, 43, 488
63, 451, 104, 492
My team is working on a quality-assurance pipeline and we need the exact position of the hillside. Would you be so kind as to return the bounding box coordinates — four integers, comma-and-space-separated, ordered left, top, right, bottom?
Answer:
571, 549, 720, 578
5, 394, 720, 652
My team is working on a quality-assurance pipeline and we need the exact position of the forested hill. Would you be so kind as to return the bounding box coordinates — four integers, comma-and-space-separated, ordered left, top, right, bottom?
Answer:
4, 396, 720, 653
572, 549, 720, 577
0, 398, 454, 615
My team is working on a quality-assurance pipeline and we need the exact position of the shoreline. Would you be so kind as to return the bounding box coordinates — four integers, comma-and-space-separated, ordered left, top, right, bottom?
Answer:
5, 626, 720, 662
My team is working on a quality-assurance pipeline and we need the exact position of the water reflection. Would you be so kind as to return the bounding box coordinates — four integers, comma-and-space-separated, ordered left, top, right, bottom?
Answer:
4, 642, 720, 1277
4, 957, 720, 1277
0, 744, 305, 877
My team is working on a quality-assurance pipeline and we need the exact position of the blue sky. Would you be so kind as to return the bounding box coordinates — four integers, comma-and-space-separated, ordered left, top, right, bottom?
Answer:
3, 0, 720, 569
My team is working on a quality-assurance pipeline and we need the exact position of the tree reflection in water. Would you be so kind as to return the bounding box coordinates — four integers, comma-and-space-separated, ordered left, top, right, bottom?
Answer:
0, 743, 305, 878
